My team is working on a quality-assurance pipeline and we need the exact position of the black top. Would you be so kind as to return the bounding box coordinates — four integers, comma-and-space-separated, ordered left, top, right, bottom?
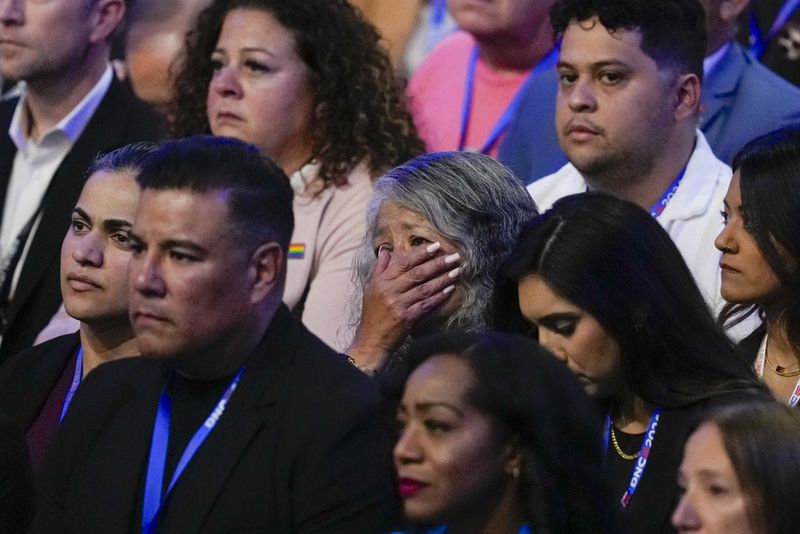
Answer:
605, 395, 752, 534
131, 372, 239, 530
32, 306, 399, 533
0, 410, 34, 533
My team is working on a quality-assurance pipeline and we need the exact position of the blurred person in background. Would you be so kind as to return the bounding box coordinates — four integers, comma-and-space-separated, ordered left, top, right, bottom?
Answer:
673, 401, 800, 533
0, 0, 162, 360
742, 0, 800, 86
407, 0, 558, 157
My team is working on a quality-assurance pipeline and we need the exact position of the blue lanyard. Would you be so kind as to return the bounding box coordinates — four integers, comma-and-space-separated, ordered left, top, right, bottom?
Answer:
58, 347, 83, 424
749, 0, 800, 58
413, 524, 532, 534
458, 46, 559, 153
428, 0, 450, 51
141, 367, 245, 534
649, 163, 687, 218
603, 407, 662, 509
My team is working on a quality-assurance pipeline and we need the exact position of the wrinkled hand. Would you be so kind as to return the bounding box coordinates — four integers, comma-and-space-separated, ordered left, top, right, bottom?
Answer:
347, 242, 461, 373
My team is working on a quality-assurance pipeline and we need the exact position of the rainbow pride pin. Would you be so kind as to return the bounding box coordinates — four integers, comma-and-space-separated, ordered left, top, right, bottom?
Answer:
288, 243, 305, 259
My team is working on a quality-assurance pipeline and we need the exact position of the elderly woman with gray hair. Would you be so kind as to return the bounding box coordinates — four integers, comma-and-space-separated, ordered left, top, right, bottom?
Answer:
345, 151, 537, 375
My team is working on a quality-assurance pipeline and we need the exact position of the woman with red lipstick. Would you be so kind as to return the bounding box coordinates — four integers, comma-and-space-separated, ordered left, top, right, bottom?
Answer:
392, 332, 614, 534
715, 127, 800, 407
170, 0, 423, 352
497, 193, 766, 533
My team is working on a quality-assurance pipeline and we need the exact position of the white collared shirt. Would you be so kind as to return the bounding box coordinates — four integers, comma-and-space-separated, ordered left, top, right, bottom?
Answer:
0, 65, 113, 295
527, 131, 758, 338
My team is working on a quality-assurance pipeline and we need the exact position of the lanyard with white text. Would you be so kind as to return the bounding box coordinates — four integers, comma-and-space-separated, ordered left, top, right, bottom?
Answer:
749, 0, 800, 58
754, 335, 800, 407
649, 163, 687, 218
603, 407, 662, 509
141, 367, 245, 534
458, 46, 559, 153
58, 347, 83, 424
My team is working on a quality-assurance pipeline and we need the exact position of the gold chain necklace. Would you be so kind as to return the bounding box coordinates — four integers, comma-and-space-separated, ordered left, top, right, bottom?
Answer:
610, 426, 638, 461
767, 352, 800, 377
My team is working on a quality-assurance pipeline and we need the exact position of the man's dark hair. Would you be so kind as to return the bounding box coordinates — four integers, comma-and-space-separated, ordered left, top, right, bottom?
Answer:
87, 141, 160, 177
550, 0, 707, 81
136, 136, 294, 251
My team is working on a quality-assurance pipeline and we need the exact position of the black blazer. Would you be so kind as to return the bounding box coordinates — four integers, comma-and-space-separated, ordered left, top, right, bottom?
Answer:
0, 79, 162, 360
32, 306, 399, 533
0, 410, 34, 533
0, 332, 80, 432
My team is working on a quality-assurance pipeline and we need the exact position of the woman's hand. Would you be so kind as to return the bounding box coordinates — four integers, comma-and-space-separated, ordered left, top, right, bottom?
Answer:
346, 242, 461, 373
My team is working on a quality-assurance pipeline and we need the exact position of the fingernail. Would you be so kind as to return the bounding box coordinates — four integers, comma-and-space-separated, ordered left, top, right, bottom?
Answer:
444, 252, 460, 264
448, 267, 460, 279
443, 285, 455, 295
426, 242, 441, 253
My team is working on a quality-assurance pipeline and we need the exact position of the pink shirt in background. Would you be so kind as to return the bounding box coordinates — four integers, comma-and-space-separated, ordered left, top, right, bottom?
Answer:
407, 31, 531, 158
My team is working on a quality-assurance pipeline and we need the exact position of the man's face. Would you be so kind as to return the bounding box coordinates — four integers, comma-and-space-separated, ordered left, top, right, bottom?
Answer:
0, 0, 97, 83
447, 0, 555, 43
555, 18, 678, 180
60, 169, 140, 327
128, 188, 259, 361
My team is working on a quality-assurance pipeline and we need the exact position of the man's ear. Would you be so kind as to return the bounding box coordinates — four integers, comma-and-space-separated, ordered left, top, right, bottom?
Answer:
248, 242, 284, 305
88, 0, 126, 45
674, 73, 701, 122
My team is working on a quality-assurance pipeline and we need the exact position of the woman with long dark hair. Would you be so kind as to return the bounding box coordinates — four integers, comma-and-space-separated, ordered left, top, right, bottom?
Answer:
715, 127, 800, 406
498, 193, 765, 533
393, 331, 613, 534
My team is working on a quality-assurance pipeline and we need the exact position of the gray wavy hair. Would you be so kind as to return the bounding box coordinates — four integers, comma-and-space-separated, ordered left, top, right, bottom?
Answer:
352, 151, 538, 334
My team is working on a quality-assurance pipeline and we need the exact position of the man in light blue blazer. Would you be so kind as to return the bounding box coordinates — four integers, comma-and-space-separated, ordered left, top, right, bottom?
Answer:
500, 0, 800, 184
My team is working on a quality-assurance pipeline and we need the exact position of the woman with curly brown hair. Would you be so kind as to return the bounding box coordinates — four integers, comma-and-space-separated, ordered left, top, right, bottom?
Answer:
170, 0, 424, 351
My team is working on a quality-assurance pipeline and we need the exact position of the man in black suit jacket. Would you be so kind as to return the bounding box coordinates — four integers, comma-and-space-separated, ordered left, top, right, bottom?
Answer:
0, 0, 162, 360
32, 137, 398, 533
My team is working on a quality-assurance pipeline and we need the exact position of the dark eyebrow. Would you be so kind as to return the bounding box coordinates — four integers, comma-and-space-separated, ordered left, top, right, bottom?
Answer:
72, 207, 92, 224
415, 401, 465, 418
161, 239, 209, 257
538, 312, 580, 325
102, 219, 133, 233
557, 59, 632, 70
